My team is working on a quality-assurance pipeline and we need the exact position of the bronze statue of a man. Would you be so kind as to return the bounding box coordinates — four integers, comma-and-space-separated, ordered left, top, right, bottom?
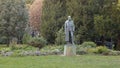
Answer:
64, 16, 75, 44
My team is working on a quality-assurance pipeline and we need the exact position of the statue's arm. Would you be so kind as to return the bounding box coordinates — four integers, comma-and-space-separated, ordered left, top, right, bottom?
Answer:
73, 21, 75, 32
64, 22, 67, 34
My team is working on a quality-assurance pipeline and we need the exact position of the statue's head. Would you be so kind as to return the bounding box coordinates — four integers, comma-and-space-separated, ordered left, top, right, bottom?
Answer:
68, 16, 72, 21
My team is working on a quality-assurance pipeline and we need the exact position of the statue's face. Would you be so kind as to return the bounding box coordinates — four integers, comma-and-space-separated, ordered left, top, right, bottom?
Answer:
68, 16, 71, 21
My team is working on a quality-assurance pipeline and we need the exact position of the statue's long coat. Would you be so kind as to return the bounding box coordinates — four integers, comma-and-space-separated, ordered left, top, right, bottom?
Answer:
64, 20, 75, 42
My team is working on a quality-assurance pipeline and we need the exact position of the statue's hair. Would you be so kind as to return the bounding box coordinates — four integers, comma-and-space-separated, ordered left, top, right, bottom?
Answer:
68, 16, 71, 18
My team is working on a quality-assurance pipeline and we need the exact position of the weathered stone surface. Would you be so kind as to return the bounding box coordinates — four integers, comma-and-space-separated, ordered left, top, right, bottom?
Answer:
64, 44, 76, 56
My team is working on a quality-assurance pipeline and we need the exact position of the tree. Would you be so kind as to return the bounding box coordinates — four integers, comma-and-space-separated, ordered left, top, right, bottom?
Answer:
66, 0, 97, 43
41, 0, 120, 45
94, 0, 120, 39
93, 0, 120, 50
0, 0, 29, 46
41, 0, 66, 43
25, 0, 35, 9
29, 0, 43, 31
25, 0, 34, 4
55, 27, 65, 45
66, 0, 120, 44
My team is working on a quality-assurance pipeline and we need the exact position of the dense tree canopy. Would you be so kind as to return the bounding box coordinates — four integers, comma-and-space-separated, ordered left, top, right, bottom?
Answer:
0, 0, 29, 45
29, 0, 43, 31
25, 0, 34, 4
41, 0, 66, 43
94, 0, 120, 39
41, 0, 120, 44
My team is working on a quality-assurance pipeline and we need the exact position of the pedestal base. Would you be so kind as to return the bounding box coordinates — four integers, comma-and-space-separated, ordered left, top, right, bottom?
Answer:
64, 44, 76, 56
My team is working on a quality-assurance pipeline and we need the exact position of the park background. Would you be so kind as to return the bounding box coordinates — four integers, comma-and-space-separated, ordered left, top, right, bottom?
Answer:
0, 0, 120, 68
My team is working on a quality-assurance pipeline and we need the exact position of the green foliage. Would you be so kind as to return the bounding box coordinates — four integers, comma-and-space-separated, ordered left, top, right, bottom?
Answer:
10, 50, 24, 57
104, 50, 120, 56
93, 0, 120, 40
22, 33, 32, 44
0, 45, 36, 51
87, 46, 109, 54
81, 42, 97, 48
87, 46, 120, 56
25, 0, 34, 4
76, 43, 97, 55
40, 45, 64, 55
41, 0, 66, 43
0, 45, 39, 57
1, 44, 120, 57
97, 46, 107, 52
66, 0, 97, 43
76, 45, 88, 55
55, 27, 65, 45
0, 36, 7, 44
76, 44, 111, 55
0, 48, 11, 52
0, 0, 29, 45
41, 0, 120, 44
28, 37, 47, 49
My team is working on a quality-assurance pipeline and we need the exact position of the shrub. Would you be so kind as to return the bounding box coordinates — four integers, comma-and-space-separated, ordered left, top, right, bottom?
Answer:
55, 28, 65, 45
11, 50, 24, 57
0, 36, 7, 44
22, 45, 37, 51
28, 37, 47, 49
9, 38, 21, 51
96, 46, 109, 54
87, 48, 98, 54
77, 50, 87, 55
0, 48, 11, 52
40, 45, 64, 55
81, 42, 97, 48
102, 50, 120, 56
76, 45, 88, 55
1, 52, 13, 56
10, 50, 42, 57
22, 33, 32, 44
87, 46, 110, 54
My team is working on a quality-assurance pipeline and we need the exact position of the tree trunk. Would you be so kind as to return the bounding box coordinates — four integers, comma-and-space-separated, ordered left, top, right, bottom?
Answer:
6, 37, 10, 47
116, 34, 120, 50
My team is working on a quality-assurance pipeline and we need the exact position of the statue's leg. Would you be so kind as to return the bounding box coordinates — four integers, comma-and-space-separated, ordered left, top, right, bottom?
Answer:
71, 31, 74, 44
69, 31, 72, 44
65, 30, 69, 44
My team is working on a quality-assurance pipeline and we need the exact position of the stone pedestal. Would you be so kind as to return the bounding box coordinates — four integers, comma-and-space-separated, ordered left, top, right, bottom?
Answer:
64, 44, 76, 56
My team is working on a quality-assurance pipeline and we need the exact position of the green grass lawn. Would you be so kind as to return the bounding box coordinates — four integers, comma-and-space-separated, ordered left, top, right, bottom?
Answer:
0, 55, 120, 68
